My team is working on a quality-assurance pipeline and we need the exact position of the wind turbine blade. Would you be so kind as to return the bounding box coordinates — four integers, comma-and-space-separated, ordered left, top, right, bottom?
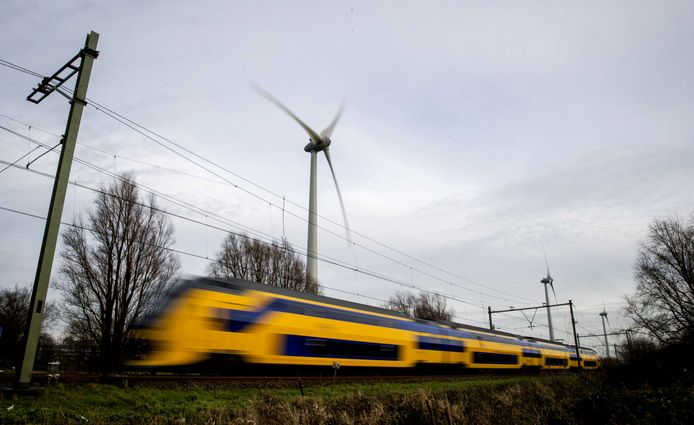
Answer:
320, 101, 344, 139
251, 83, 322, 143
603, 303, 611, 329
323, 148, 351, 243
549, 280, 557, 303
541, 245, 551, 278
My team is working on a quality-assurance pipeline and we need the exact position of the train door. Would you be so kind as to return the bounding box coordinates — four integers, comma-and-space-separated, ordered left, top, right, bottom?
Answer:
439, 327, 450, 364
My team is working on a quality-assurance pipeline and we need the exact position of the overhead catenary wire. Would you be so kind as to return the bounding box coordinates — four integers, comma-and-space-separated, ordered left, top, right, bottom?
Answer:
495, 311, 576, 341
574, 309, 625, 338
0, 144, 42, 174
0, 113, 61, 138
0, 113, 227, 184
0, 113, 281, 197
0, 58, 44, 78
0, 156, 278, 255
0, 126, 274, 239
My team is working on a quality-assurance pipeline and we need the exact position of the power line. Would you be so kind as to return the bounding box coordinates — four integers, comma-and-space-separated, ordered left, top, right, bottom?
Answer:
0, 154, 275, 249
0, 112, 233, 187
0, 113, 60, 138
0, 145, 42, 174
495, 310, 576, 341
0, 59, 44, 79
0, 113, 225, 184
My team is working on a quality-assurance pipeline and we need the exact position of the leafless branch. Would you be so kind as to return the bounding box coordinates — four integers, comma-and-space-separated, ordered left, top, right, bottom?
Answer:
58, 174, 179, 372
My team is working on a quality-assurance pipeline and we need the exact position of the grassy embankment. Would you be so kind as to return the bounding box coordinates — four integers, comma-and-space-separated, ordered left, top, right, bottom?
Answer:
1, 373, 692, 424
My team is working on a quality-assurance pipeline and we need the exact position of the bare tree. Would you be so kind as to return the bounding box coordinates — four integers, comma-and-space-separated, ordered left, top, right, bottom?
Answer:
625, 214, 694, 344
0, 284, 57, 369
385, 291, 418, 318
58, 175, 179, 372
384, 290, 453, 322
208, 233, 319, 294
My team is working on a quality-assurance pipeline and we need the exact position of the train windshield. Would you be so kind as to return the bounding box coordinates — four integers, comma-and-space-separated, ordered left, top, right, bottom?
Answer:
132, 277, 193, 329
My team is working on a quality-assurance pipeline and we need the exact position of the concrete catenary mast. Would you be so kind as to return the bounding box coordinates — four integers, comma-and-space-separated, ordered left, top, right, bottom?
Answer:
16, 31, 99, 388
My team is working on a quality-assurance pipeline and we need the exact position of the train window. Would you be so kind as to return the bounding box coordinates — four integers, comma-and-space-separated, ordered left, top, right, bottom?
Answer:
305, 338, 326, 347
544, 357, 568, 366
521, 349, 542, 358
304, 308, 324, 317
417, 336, 465, 352
472, 352, 518, 365
284, 334, 399, 361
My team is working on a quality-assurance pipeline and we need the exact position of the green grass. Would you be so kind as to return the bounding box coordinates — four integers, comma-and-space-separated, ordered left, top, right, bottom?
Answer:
2, 383, 260, 424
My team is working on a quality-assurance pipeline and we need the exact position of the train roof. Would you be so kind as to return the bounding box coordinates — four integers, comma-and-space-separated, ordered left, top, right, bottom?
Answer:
188, 275, 411, 319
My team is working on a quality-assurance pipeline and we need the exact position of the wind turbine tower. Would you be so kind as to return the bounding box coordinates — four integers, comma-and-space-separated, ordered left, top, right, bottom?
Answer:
600, 309, 610, 357
253, 85, 350, 283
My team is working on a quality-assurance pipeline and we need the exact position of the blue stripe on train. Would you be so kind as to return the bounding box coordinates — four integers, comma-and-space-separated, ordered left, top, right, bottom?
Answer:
417, 336, 465, 352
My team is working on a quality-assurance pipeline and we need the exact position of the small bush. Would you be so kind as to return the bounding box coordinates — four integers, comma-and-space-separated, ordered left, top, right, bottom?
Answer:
610, 338, 694, 387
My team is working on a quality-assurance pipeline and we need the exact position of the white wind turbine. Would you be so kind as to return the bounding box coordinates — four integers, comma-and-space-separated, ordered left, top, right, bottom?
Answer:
253, 84, 350, 283
541, 247, 558, 340
599, 306, 611, 357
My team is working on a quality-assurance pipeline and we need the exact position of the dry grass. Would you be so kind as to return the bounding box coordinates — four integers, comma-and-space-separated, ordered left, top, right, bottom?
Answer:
238, 378, 573, 425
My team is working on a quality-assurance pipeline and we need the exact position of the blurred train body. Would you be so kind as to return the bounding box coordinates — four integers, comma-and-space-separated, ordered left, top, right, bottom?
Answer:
128, 277, 600, 371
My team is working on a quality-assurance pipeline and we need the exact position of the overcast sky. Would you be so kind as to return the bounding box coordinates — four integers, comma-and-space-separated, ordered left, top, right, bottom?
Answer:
2, 1, 693, 354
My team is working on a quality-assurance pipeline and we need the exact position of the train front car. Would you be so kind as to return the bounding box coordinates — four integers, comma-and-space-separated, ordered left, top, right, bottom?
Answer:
127, 276, 418, 370
127, 277, 259, 369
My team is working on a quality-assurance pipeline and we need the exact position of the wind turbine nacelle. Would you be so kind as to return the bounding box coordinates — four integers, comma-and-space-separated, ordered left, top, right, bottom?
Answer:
304, 137, 331, 152
541, 277, 552, 284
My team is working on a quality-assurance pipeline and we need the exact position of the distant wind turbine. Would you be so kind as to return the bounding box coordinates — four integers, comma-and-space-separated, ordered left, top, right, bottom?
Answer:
253, 84, 350, 283
600, 306, 611, 357
541, 247, 558, 340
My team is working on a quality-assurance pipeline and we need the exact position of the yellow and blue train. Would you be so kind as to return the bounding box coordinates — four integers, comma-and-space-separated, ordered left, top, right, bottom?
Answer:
129, 276, 599, 371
